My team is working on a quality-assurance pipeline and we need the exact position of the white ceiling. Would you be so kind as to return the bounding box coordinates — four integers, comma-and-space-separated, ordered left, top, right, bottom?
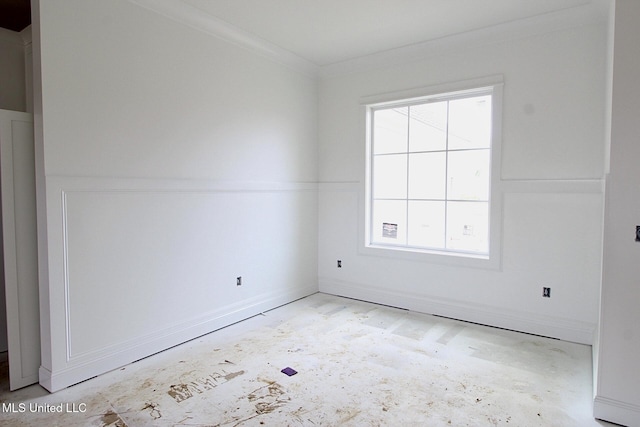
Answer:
180, 0, 602, 66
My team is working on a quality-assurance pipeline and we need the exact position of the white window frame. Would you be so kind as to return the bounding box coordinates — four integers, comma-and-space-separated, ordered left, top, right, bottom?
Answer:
359, 76, 503, 269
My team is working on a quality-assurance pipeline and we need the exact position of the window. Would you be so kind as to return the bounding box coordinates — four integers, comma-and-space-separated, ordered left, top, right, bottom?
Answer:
365, 81, 501, 261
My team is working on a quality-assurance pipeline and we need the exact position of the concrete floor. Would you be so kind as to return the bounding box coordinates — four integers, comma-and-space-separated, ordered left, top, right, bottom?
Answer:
0, 293, 616, 426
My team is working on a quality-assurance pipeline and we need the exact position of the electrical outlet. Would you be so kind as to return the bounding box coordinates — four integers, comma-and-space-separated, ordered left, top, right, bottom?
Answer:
237, 276, 242, 286
337, 260, 342, 268
543, 287, 551, 298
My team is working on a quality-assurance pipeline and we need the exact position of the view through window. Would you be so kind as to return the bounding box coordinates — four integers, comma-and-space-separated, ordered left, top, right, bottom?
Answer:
368, 88, 494, 256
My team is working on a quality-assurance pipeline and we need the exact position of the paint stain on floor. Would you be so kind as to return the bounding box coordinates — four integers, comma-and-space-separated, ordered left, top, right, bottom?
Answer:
0, 294, 613, 427
99, 410, 127, 427
167, 369, 245, 403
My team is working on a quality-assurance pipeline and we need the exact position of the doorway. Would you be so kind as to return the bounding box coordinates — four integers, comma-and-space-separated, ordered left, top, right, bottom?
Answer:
0, 109, 40, 390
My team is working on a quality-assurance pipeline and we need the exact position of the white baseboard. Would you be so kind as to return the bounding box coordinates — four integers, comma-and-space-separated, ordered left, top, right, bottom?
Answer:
39, 285, 317, 392
319, 277, 595, 345
594, 395, 640, 427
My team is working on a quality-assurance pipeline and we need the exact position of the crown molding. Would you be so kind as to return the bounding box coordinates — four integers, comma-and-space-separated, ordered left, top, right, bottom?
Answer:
0, 25, 31, 46
20, 25, 32, 46
128, 0, 318, 77
0, 26, 24, 45
126, 0, 607, 81
319, 1, 609, 79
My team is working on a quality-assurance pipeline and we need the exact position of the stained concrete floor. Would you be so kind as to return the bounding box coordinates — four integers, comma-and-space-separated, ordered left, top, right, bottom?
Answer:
0, 293, 616, 426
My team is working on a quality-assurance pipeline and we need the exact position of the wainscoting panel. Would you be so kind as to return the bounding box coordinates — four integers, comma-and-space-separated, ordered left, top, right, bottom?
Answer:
318, 180, 602, 345
39, 177, 318, 391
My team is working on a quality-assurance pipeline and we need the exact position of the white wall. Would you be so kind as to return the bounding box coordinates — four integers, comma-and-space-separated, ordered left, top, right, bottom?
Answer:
0, 28, 26, 112
33, 0, 318, 391
318, 22, 607, 344
0, 27, 29, 354
23, 27, 33, 114
0, 194, 5, 352
29, 0, 615, 397
595, 1, 640, 425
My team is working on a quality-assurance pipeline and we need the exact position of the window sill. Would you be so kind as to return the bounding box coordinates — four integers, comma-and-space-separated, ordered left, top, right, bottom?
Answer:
360, 243, 500, 270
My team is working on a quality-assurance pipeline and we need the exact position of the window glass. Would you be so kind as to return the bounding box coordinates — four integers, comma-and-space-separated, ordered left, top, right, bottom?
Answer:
373, 154, 407, 199
371, 200, 407, 245
408, 152, 446, 200
446, 201, 489, 253
446, 149, 490, 201
368, 86, 495, 257
409, 102, 448, 152
373, 107, 408, 154
448, 95, 491, 150
407, 201, 446, 248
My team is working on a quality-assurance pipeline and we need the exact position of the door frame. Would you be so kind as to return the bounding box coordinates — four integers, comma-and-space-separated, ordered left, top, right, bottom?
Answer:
0, 109, 40, 390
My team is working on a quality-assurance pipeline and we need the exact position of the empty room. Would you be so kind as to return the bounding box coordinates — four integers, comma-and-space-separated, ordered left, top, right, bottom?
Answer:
0, 0, 638, 425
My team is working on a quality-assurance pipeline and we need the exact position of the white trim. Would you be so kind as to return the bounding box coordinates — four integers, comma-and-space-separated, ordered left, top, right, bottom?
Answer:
319, 277, 596, 345
0, 26, 31, 46
500, 179, 604, 194
319, 2, 607, 79
40, 175, 320, 391
39, 285, 318, 392
360, 75, 505, 107
19, 26, 32, 46
319, 179, 604, 195
0, 110, 39, 390
57, 181, 315, 363
361, 78, 504, 270
124, 0, 605, 80
46, 175, 318, 193
593, 395, 640, 427
127, 0, 318, 77
61, 190, 72, 364
0, 27, 25, 45
318, 181, 360, 192
63, 286, 315, 363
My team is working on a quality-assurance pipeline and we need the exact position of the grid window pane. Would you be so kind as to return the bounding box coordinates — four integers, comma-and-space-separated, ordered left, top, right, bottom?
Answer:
448, 95, 492, 150
373, 154, 407, 199
446, 201, 489, 253
408, 152, 446, 200
409, 102, 447, 152
408, 201, 445, 248
446, 149, 490, 201
373, 107, 408, 154
368, 87, 494, 257
371, 200, 407, 245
